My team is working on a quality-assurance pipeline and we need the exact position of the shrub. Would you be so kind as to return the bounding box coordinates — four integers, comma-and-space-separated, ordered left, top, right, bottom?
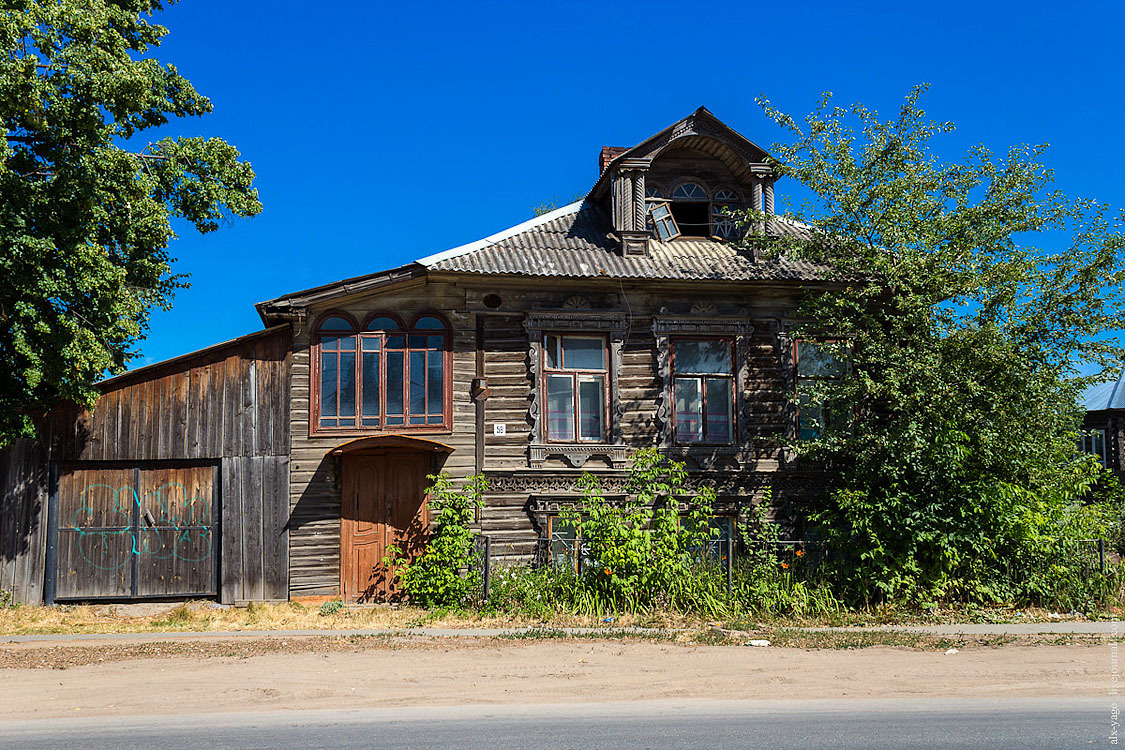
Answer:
390, 473, 486, 608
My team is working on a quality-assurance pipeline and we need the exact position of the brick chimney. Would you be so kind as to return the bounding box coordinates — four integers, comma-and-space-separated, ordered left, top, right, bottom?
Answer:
599, 146, 628, 175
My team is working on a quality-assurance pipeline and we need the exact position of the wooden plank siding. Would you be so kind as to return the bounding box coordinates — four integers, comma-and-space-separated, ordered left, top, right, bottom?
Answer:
0, 326, 291, 604
286, 281, 477, 595
289, 278, 810, 583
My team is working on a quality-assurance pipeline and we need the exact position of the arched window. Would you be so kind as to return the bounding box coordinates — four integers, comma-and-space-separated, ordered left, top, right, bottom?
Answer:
711, 187, 742, 240
315, 312, 450, 432
672, 182, 709, 200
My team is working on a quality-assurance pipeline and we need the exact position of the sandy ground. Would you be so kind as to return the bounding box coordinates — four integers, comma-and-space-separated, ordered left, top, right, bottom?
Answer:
0, 638, 1107, 720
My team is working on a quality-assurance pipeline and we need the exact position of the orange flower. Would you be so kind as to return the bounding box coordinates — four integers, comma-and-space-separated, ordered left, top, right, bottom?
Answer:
604, 568, 612, 575
795, 549, 805, 557
781, 562, 789, 569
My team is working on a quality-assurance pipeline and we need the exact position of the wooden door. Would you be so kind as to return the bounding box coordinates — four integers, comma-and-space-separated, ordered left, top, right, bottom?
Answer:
340, 452, 429, 602
53, 464, 217, 601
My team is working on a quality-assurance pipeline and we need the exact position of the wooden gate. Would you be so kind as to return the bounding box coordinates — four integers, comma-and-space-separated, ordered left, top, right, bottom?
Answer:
340, 452, 429, 602
49, 464, 218, 601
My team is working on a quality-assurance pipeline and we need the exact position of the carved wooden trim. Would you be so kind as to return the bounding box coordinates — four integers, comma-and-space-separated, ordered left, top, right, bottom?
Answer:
524, 311, 629, 468
529, 443, 628, 468
652, 315, 755, 451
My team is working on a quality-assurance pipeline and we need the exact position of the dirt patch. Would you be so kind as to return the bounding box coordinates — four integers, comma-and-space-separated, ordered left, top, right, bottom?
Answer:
0, 637, 1105, 720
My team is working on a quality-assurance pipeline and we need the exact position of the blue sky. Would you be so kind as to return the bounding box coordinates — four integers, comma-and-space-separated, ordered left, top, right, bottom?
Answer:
134, 0, 1125, 367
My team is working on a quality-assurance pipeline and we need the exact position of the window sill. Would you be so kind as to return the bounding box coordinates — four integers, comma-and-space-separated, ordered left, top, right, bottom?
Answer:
309, 425, 453, 440
529, 443, 627, 469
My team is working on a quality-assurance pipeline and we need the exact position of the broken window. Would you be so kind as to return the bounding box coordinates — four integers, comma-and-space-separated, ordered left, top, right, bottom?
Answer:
645, 183, 744, 240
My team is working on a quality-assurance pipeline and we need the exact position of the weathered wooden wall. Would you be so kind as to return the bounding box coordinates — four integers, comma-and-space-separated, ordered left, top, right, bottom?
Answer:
287, 279, 477, 595
0, 326, 291, 605
286, 275, 812, 586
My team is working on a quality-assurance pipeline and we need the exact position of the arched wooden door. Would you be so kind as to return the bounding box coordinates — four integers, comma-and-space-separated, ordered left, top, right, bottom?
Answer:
340, 451, 430, 602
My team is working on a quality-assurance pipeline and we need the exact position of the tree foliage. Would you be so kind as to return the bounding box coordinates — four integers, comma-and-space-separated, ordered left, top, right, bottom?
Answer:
0, 0, 261, 443
756, 85, 1125, 605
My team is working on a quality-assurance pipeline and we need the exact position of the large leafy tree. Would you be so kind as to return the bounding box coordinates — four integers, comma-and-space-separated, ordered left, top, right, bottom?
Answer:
756, 86, 1125, 605
0, 0, 261, 443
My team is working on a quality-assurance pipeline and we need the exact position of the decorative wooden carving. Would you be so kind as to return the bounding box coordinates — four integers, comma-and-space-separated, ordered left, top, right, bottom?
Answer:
562, 295, 591, 310
776, 319, 798, 442
524, 311, 629, 469
690, 301, 719, 316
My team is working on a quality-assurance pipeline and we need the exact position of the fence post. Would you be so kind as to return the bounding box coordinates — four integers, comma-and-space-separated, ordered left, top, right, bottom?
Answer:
482, 536, 491, 602
1099, 538, 1107, 575
726, 537, 733, 599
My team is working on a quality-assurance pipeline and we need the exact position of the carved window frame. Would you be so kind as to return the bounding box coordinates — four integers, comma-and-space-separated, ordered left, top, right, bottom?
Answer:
653, 315, 754, 456
525, 311, 628, 468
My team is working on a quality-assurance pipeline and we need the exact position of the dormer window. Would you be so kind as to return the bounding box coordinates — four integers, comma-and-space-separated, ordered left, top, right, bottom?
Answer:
645, 181, 743, 241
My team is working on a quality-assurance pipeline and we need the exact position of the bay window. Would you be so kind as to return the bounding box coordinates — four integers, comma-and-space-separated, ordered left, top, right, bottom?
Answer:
315, 312, 450, 432
673, 338, 735, 444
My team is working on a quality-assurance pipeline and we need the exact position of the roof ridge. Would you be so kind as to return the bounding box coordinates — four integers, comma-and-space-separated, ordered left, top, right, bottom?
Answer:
416, 200, 585, 267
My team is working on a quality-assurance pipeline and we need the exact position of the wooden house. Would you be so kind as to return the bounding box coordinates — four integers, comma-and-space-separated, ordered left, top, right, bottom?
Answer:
1081, 374, 1125, 476
0, 107, 837, 605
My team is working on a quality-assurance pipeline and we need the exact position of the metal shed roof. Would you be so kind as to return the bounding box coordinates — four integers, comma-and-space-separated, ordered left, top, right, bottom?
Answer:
1083, 374, 1125, 411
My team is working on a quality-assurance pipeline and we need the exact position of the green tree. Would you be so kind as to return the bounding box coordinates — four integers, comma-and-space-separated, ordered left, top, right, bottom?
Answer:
0, 0, 262, 443
754, 85, 1125, 605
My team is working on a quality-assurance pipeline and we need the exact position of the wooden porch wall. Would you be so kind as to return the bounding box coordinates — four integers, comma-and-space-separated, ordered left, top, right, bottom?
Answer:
0, 326, 291, 605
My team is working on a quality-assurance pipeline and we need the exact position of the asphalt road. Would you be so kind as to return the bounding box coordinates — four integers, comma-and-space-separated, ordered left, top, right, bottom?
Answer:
0, 698, 1110, 749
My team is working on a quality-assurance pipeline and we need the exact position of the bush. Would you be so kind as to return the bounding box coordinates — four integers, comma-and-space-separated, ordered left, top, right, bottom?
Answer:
390, 473, 486, 608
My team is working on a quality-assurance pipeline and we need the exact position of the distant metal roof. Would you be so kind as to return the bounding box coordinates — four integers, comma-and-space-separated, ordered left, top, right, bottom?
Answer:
420, 200, 826, 282
1083, 374, 1125, 411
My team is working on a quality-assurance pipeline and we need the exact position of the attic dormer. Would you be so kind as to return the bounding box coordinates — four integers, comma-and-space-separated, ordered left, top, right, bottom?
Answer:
589, 107, 778, 257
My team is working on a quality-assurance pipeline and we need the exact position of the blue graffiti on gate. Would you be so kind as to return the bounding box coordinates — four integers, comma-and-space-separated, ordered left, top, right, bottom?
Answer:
69, 482, 213, 571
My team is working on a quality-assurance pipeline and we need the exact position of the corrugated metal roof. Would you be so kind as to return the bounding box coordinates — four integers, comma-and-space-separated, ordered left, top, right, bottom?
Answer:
1083, 376, 1125, 411
422, 200, 826, 282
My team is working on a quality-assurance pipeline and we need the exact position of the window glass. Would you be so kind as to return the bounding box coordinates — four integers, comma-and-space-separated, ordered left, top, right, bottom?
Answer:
320, 352, 338, 420
427, 352, 443, 419
712, 204, 738, 240
385, 350, 404, 424
578, 376, 605, 441
676, 340, 731, 374
545, 335, 560, 369
413, 316, 445, 330
361, 350, 380, 426
562, 337, 606, 370
409, 351, 426, 422
797, 341, 843, 378
1082, 429, 1108, 467
546, 374, 576, 441
713, 188, 740, 202
650, 202, 679, 240
704, 378, 733, 442
674, 377, 703, 443
645, 185, 665, 198
321, 317, 352, 331
338, 352, 356, 417
366, 317, 399, 331
797, 382, 824, 440
673, 182, 708, 200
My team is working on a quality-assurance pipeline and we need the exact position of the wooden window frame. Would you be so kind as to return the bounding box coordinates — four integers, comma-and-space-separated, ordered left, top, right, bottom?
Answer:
793, 339, 846, 441
541, 333, 610, 444
671, 337, 736, 447
1081, 428, 1108, 467
310, 309, 453, 437
648, 180, 743, 241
